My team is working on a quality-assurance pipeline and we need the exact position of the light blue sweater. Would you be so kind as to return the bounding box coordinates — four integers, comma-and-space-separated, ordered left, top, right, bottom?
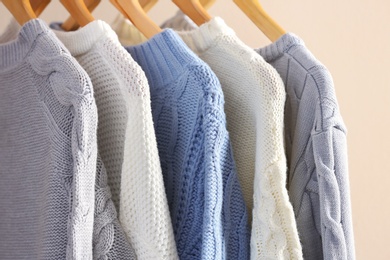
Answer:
125, 29, 250, 260
256, 33, 355, 260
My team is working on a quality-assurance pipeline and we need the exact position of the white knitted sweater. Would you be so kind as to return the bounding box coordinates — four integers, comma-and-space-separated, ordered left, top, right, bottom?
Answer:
174, 18, 303, 259
52, 20, 178, 260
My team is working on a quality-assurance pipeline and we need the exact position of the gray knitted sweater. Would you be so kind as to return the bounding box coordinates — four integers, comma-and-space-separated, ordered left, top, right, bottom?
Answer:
0, 20, 136, 259
0, 19, 97, 259
256, 33, 355, 260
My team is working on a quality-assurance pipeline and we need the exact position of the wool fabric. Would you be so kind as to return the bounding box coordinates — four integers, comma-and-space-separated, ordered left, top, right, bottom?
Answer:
0, 19, 96, 259
125, 29, 250, 260
256, 33, 355, 260
51, 20, 178, 260
166, 18, 302, 260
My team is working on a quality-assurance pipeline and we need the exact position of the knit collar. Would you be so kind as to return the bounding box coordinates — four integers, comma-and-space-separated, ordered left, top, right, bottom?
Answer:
126, 29, 199, 86
176, 17, 236, 55
0, 19, 50, 70
255, 33, 305, 62
50, 20, 118, 56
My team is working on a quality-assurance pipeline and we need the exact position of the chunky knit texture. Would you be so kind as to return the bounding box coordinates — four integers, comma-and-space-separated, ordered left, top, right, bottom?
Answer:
125, 29, 250, 260
51, 20, 178, 260
0, 19, 96, 259
162, 18, 302, 260
256, 33, 355, 260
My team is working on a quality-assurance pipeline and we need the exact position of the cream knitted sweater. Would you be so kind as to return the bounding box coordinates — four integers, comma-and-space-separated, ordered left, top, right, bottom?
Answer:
173, 18, 303, 259
51, 20, 178, 260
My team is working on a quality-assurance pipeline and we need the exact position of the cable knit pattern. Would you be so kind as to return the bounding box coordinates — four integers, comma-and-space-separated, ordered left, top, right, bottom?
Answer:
51, 20, 177, 259
93, 157, 137, 260
0, 19, 96, 259
168, 18, 303, 259
125, 29, 250, 260
256, 34, 355, 260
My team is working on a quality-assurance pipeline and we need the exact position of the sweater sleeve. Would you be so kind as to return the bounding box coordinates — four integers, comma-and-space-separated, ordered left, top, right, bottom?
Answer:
49, 55, 98, 260
312, 123, 355, 260
93, 155, 137, 260
200, 68, 250, 260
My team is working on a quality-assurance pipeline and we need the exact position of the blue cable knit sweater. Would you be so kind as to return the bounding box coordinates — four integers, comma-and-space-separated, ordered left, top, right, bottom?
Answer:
125, 29, 250, 260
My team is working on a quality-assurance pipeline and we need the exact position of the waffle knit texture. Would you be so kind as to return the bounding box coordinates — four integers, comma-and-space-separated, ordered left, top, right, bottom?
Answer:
125, 29, 250, 260
51, 20, 178, 260
0, 19, 96, 259
161, 18, 301, 260
256, 33, 355, 260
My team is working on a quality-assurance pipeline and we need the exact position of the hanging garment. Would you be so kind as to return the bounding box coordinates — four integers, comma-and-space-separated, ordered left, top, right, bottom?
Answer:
125, 29, 250, 260
256, 34, 355, 260
164, 17, 302, 260
0, 19, 97, 259
50, 20, 178, 260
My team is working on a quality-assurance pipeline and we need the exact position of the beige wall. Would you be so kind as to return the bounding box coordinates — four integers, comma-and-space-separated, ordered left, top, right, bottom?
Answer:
1, 1, 389, 259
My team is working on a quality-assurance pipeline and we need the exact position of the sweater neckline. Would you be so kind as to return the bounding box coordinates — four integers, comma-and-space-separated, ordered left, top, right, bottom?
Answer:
126, 29, 199, 87
50, 20, 117, 56
0, 19, 50, 70
255, 33, 305, 61
176, 17, 236, 55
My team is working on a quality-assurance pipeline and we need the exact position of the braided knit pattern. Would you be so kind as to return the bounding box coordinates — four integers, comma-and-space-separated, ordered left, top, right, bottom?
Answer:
93, 157, 137, 260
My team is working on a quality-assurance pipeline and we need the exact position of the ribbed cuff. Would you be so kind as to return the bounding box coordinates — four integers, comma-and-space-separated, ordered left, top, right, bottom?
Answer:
126, 29, 199, 87
50, 20, 118, 56
0, 19, 49, 70
255, 33, 304, 62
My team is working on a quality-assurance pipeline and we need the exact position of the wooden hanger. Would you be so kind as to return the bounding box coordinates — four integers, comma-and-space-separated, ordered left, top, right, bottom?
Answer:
172, 0, 211, 26
61, 0, 157, 32
110, 0, 162, 39
233, 0, 285, 42
62, 0, 100, 31
2, 0, 37, 25
30, 0, 51, 16
139, 0, 157, 13
60, 0, 95, 31
200, 0, 215, 10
